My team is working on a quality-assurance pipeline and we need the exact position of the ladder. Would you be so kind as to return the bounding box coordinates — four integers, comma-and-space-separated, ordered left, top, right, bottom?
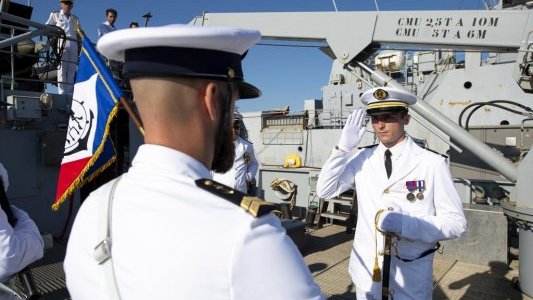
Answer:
317, 189, 357, 233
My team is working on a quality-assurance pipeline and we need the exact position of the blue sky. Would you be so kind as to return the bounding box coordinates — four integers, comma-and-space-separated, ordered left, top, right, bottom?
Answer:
19, 0, 488, 112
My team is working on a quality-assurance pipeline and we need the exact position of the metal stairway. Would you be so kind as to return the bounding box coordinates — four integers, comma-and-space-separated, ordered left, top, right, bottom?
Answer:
317, 189, 357, 233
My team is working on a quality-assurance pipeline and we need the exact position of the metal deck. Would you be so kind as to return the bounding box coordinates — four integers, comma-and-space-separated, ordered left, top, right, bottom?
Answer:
306, 224, 531, 300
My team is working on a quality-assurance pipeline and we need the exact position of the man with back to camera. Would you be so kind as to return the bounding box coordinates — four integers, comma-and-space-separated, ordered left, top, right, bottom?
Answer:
213, 112, 258, 194
98, 8, 118, 38
46, 0, 80, 95
0, 162, 43, 299
63, 24, 323, 300
316, 87, 467, 299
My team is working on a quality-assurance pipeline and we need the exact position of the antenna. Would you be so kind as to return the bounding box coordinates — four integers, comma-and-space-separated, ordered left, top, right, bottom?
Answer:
374, 0, 380, 11
331, 0, 338, 12
142, 12, 153, 27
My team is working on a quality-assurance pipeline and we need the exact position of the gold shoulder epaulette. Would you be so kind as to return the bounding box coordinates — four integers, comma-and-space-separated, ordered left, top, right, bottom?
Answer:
195, 179, 275, 217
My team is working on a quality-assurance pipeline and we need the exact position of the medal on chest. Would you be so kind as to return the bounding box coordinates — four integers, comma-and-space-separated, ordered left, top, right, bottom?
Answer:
405, 180, 425, 202
416, 180, 426, 200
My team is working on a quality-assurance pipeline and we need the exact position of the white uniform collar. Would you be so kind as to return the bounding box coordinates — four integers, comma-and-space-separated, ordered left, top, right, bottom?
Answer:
132, 144, 211, 180
378, 135, 409, 160
103, 20, 114, 28
60, 9, 71, 18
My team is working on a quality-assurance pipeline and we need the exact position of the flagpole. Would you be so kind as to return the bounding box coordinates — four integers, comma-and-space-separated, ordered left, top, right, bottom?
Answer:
119, 96, 144, 136
75, 23, 145, 136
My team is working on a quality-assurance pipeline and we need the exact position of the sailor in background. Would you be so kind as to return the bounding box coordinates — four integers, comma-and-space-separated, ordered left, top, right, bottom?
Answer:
98, 8, 117, 38
316, 87, 466, 299
64, 25, 323, 300
0, 162, 43, 297
213, 112, 258, 194
46, 0, 80, 95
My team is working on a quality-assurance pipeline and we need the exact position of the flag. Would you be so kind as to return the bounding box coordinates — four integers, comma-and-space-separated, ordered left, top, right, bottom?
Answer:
53, 33, 122, 210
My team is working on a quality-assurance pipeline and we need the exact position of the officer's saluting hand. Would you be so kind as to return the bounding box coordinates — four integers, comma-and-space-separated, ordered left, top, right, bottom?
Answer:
337, 108, 367, 152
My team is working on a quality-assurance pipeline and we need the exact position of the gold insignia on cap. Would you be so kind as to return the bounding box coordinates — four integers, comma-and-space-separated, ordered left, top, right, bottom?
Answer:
227, 68, 235, 78
373, 89, 389, 100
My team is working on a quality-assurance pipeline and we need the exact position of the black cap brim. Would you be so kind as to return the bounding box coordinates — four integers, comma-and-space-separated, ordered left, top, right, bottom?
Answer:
238, 81, 261, 99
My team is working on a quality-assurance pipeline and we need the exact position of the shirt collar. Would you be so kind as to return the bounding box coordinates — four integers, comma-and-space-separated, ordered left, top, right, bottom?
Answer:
131, 144, 211, 180
378, 135, 409, 159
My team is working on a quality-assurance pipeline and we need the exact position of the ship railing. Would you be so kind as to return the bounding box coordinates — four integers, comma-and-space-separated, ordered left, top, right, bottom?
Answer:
260, 108, 367, 131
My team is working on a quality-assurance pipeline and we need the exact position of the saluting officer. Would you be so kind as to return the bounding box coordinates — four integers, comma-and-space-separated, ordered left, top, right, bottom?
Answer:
213, 112, 259, 194
316, 87, 467, 299
64, 25, 323, 300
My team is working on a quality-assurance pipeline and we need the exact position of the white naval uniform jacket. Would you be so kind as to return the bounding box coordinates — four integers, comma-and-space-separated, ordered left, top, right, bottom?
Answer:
45, 10, 79, 52
0, 163, 44, 285
316, 137, 466, 300
213, 137, 258, 193
64, 144, 322, 300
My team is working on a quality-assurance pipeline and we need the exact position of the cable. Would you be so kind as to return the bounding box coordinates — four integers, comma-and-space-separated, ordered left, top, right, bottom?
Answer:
458, 100, 533, 129
465, 103, 527, 130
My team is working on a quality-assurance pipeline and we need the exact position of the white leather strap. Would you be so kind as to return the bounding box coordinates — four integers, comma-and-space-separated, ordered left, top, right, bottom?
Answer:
94, 176, 122, 300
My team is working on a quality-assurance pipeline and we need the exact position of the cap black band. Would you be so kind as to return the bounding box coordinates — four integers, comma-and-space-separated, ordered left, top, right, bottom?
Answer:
366, 107, 408, 116
123, 47, 244, 81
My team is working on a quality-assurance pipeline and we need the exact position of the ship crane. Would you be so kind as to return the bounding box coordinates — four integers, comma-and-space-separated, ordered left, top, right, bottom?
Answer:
192, 10, 533, 296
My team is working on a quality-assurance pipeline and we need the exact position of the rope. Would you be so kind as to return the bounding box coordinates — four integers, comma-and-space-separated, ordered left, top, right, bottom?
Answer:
270, 178, 297, 210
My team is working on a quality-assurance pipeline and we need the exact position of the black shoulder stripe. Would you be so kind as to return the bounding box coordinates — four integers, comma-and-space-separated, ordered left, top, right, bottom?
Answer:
422, 147, 448, 159
195, 179, 275, 217
358, 144, 378, 149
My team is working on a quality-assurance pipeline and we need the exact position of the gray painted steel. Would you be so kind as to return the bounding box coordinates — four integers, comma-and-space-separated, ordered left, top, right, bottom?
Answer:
436, 204, 508, 265
520, 229, 533, 297
194, 10, 533, 68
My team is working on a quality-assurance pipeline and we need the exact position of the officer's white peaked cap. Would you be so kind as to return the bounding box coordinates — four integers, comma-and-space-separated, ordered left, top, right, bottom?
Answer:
360, 87, 417, 116
97, 24, 262, 99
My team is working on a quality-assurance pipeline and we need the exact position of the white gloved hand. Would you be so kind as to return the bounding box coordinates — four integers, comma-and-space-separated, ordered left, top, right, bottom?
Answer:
0, 163, 8, 193
379, 211, 403, 234
337, 108, 367, 152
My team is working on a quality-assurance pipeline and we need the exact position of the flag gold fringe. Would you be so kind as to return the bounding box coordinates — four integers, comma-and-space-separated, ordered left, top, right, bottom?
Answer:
52, 104, 119, 211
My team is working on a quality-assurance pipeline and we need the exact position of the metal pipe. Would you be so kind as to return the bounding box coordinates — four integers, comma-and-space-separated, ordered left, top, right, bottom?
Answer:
0, 28, 45, 48
0, 12, 63, 33
355, 61, 518, 182
10, 28, 14, 90
409, 114, 464, 153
